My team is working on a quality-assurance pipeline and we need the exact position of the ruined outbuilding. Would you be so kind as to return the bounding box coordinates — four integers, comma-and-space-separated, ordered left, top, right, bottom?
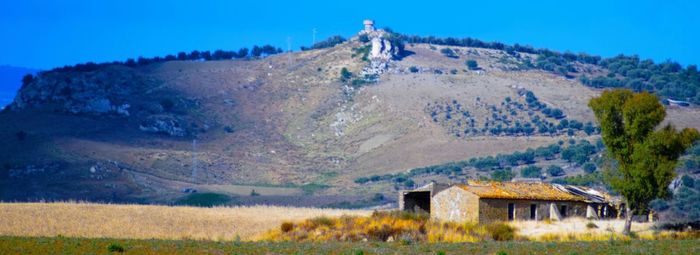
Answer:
399, 181, 619, 223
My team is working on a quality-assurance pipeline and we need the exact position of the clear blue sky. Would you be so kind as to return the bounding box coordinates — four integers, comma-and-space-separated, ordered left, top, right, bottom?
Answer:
1, 0, 698, 70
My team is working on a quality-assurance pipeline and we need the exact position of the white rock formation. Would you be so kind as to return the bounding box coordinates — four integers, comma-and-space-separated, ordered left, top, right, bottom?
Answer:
356, 20, 400, 77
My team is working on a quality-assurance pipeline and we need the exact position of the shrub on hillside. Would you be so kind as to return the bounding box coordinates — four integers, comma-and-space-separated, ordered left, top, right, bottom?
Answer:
547, 165, 565, 177
583, 162, 597, 173
491, 169, 515, 181
466, 60, 479, 70
440, 48, 458, 58
340, 68, 352, 82
520, 166, 542, 178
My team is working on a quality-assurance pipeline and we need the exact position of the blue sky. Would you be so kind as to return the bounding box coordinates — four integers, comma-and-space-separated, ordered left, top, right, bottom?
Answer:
0, 0, 698, 70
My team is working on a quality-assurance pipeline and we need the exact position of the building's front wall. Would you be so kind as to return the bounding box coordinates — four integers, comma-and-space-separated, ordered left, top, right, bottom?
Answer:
479, 198, 588, 223
431, 186, 480, 222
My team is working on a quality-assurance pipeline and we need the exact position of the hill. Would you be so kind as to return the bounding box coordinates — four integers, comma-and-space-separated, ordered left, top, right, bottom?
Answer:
1, 24, 699, 206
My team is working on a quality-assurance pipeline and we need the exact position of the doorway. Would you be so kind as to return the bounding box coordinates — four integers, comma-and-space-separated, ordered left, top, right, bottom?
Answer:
508, 203, 515, 221
402, 191, 431, 214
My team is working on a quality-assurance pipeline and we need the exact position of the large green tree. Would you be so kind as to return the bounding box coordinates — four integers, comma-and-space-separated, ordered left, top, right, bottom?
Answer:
589, 89, 699, 234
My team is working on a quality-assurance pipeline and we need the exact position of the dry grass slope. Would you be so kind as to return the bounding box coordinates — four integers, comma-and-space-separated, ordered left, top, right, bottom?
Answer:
0, 202, 371, 241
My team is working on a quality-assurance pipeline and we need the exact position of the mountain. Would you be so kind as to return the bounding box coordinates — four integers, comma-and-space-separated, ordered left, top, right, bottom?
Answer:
0, 65, 39, 109
1, 25, 699, 207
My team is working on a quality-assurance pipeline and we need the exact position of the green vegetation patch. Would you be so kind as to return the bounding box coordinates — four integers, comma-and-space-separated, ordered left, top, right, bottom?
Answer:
174, 192, 232, 207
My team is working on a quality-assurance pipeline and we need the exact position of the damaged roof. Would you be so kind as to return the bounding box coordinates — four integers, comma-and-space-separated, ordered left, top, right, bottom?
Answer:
454, 181, 607, 202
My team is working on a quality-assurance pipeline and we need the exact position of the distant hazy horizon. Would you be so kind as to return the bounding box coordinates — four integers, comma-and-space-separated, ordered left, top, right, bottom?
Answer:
1, 0, 699, 70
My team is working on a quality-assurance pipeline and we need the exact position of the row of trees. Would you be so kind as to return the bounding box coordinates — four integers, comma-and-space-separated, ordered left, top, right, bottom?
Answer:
354, 139, 601, 185
301, 35, 346, 51
580, 55, 700, 104
50, 45, 284, 73
397, 34, 602, 66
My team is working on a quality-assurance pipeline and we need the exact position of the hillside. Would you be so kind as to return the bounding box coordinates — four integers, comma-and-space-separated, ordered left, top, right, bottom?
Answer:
2, 28, 700, 206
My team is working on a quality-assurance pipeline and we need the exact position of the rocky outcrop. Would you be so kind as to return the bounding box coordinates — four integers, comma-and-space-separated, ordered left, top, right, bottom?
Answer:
139, 115, 187, 137
8, 66, 197, 137
10, 66, 137, 116
356, 21, 400, 77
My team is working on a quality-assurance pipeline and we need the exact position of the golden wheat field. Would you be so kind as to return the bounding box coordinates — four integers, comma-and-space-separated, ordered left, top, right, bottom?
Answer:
0, 202, 371, 241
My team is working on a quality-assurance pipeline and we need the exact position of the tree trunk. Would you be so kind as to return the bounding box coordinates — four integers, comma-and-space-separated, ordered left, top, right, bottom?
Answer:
623, 204, 633, 235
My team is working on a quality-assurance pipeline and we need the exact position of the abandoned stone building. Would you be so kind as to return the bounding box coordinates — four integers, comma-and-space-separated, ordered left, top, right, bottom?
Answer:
399, 181, 619, 223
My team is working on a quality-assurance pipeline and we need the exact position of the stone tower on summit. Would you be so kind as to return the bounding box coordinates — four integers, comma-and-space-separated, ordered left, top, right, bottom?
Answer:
363, 19, 375, 32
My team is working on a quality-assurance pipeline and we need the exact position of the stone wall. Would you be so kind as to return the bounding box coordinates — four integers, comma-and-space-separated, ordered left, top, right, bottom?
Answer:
479, 198, 588, 223
431, 186, 479, 222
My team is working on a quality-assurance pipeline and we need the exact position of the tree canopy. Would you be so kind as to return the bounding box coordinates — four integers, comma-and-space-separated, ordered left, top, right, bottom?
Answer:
589, 89, 699, 234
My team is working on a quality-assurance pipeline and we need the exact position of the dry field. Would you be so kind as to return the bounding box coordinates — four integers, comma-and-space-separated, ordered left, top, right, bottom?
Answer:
512, 218, 654, 240
0, 202, 371, 241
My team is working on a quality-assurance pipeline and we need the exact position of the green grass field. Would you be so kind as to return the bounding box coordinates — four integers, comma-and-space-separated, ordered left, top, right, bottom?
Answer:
0, 236, 698, 255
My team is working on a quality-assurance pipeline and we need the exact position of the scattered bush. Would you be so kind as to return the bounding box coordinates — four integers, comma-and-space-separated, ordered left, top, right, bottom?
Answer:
440, 48, 458, 58
491, 169, 515, 181
547, 165, 565, 177
520, 166, 542, 178
340, 68, 352, 82
409, 66, 419, 73
107, 243, 125, 253
466, 60, 479, 70
250, 189, 260, 196
280, 222, 294, 233
552, 172, 604, 186
583, 162, 597, 173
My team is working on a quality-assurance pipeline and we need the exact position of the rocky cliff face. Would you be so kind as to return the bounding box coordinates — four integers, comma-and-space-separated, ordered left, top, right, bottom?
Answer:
9, 65, 194, 137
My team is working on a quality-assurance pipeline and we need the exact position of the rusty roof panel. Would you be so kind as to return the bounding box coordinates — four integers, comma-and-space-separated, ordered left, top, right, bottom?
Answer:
456, 181, 587, 201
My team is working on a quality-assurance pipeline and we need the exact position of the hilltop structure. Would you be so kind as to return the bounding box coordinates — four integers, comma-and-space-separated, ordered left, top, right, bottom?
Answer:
399, 181, 620, 223
357, 19, 399, 77
363, 19, 375, 32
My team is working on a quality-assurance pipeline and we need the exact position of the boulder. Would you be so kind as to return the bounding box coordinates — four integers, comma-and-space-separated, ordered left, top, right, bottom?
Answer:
139, 115, 187, 136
